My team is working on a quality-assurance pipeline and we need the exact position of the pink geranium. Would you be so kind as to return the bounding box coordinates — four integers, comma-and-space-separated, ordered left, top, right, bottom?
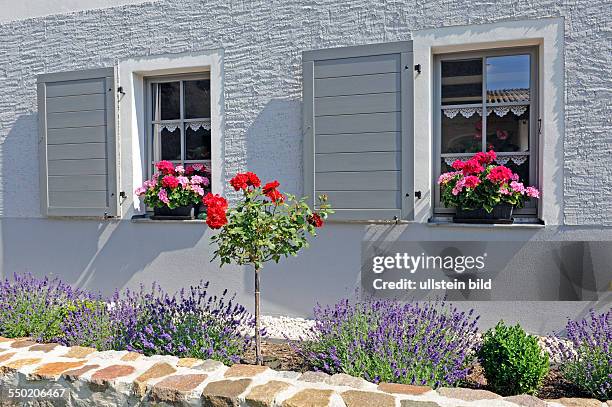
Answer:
158, 188, 169, 204
177, 176, 190, 188
510, 181, 525, 194
437, 171, 461, 185
525, 186, 540, 198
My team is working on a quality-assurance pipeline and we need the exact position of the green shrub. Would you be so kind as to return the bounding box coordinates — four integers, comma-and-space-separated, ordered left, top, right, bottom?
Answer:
478, 321, 549, 396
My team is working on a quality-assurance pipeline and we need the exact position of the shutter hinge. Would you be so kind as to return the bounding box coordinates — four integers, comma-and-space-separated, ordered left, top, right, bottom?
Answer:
414, 64, 421, 74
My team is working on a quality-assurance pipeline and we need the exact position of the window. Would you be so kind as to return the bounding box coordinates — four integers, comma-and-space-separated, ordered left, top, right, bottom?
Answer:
434, 48, 538, 215
146, 74, 211, 176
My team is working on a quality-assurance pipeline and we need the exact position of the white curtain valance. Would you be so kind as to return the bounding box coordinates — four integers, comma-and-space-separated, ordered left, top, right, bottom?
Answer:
443, 154, 529, 167
158, 119, 212, 132
442, 105, 528, 119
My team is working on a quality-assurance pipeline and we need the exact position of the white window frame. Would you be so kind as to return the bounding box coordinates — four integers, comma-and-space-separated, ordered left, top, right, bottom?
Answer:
145, 73, 212, 178
433, 46, 539, 216
118, 50, 224, 217
412, 18, 565, 225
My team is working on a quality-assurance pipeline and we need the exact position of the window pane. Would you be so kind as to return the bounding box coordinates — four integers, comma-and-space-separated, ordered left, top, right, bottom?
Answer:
154, 82, 180, 120
486, 107, 530, 152
441, 110, 482, 154
441, 59, 482, 105
184, 80, 211, 119
185, 125, 211, 160
486, 54, 530, 102
159, 125, 181, 160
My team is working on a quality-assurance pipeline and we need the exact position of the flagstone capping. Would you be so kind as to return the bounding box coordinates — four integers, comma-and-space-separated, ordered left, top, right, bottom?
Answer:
0, 337, 608, 407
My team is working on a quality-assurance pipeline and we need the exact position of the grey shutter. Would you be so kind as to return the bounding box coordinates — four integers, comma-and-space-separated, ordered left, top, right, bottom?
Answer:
303, 42, 414, 221
37, 67, 119, 217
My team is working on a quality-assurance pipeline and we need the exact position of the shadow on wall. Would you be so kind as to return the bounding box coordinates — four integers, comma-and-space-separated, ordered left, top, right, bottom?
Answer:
0, 114, 207, 296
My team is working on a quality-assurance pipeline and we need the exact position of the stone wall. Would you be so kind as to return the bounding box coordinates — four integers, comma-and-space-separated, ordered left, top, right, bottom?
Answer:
0, 337, 608, 407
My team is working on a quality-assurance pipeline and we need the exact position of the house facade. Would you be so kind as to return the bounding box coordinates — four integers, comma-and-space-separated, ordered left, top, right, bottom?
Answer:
0, 1, 610, 333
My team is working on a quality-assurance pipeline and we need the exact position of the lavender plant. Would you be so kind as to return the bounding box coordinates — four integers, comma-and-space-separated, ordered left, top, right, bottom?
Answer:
0, 274, 254, 365
0, 273, 95, 342
295, 299, 480, 387
115, 282, 254, 364
554, 309, 611, 400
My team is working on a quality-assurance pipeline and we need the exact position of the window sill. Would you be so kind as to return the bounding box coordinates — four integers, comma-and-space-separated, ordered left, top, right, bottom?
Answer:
131, 214, 207, 224
427, 217, 545, 228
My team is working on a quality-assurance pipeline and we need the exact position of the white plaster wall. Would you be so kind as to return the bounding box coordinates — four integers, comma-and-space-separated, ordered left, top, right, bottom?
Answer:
0, 0, 152, 23
0, 0, 610, 332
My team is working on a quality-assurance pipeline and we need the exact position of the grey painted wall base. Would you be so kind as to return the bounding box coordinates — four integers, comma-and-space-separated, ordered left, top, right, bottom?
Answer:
1, 217, 609, 335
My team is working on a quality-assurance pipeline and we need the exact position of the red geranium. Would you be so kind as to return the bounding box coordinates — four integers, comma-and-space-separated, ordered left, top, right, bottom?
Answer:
230, 173, 249, 191
161, 175, 180, 189
451, 160, 465, 171
474, 150, 497, 165
487, 165, 514, 183
262, 180, 284, 203
155, 160, 175, 175
308, 213, 324, 228
460, 159, 484, 175
463, 175, 481, 189
245, 172, 261, 188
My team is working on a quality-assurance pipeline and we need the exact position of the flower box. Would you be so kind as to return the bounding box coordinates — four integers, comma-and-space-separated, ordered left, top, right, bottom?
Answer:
454, 203, 514, 224
438, 150, 539, 225
151, 204, 196, 220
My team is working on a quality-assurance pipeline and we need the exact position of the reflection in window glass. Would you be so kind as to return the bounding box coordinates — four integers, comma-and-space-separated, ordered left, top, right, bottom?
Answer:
159, 126, 181, 160
155, 82, 180, 120
486, 107, 529, 152
441, 112, 483, 154
184, 80, 211, 119
486, 54, 530, 102
441, 59, 482, 105
185, 126, 211, 160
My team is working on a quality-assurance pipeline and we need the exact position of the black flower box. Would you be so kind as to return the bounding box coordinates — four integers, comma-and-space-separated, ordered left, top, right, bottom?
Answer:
151, 205, 196, 220
453, 203, 514, 224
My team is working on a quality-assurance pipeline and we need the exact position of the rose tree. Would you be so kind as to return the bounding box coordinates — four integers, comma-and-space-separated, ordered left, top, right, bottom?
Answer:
204, 172, 332, 364
135, 161, 210, 209
438, 150, 540, 212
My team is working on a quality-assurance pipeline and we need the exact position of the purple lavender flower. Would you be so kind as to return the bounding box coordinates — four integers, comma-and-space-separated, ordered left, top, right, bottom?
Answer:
294, 298, 480, 387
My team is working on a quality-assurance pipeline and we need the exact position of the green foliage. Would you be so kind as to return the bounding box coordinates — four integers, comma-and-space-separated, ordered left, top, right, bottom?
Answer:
478, 321, 549, 396
211, 189, 332, 270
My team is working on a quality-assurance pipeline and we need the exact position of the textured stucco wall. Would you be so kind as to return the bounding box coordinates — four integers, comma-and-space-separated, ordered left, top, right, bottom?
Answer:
0, 0, 610, 224
0, 1, 610, 332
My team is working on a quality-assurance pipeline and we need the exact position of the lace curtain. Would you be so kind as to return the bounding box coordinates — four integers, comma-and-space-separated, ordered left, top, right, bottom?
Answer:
442, 105, 528, 119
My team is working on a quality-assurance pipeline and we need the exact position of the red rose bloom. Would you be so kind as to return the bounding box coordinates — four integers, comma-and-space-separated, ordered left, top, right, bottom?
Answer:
263, 180, 280, 194
203, 192, 228, 210
460, 159, 484, 175
266, 188, 285, 204
308, 213, 324, 228
155, 160, 175, 175
206, 207, 227, 229
487, 165, 514, 183
230, 173, 249, 191
245, 172, 261, 188
161, 175, 180, 189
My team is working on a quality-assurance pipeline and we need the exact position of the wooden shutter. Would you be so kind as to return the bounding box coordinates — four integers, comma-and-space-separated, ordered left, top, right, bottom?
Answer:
37, 67, 119, 217
303, 42, 414, 221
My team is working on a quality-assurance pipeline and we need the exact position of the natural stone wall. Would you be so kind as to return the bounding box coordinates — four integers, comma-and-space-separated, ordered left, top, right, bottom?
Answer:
0, 0, 609, 224
0, 337, 608, 407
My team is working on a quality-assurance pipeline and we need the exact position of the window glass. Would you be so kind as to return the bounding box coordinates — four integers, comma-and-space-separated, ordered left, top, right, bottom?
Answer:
486, 54, 530, 101
184, 80, 210, 119
157, 82, 180, 120
185, 126, 211, 160
486, 107, 529, 152
159, 126, 181, 160
441, 59, 482, 105
441, 112, 482, 154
